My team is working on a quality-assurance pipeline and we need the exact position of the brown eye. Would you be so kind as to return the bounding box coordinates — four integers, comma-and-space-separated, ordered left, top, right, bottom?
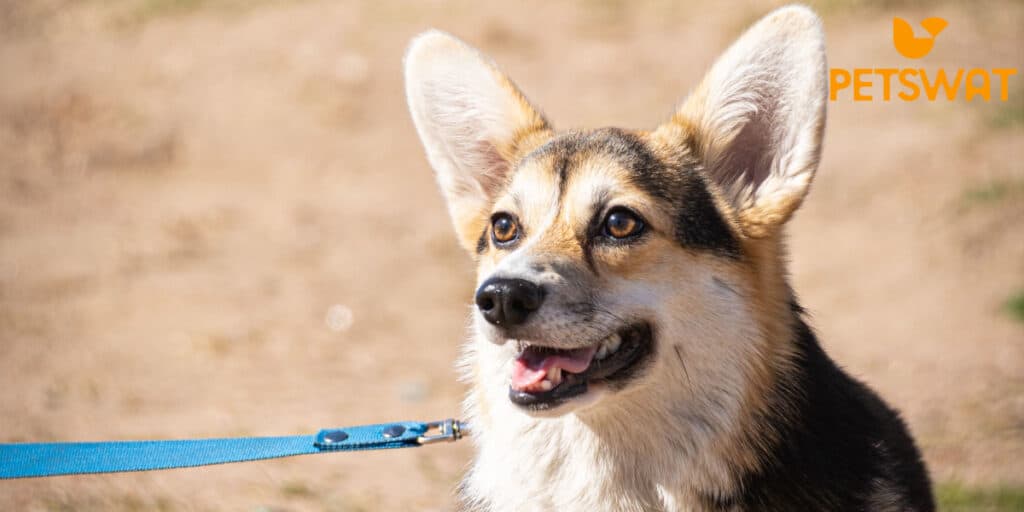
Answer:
603, 209, 644, 239
491, 214, 519, 244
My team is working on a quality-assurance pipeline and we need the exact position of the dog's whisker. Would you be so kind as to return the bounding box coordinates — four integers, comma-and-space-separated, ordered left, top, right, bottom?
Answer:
673, 344, 693, 389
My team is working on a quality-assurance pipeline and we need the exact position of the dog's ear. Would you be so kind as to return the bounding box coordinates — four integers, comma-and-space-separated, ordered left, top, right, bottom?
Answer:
658, 6, 827, 238
405, 30, 551, 253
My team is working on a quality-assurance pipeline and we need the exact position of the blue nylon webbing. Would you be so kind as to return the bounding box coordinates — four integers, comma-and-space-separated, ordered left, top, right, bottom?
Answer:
0, 420, 439, 479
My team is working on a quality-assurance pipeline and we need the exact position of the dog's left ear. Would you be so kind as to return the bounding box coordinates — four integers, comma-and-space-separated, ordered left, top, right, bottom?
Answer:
405, 30, 551, 253
657, 6, 827, 238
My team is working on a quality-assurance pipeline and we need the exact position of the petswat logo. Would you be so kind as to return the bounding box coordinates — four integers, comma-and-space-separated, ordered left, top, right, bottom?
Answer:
830, 17, 1017, 102
892, 17, 947, 59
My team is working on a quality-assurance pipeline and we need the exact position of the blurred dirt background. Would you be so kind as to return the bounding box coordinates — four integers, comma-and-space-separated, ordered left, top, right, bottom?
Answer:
1, 0, 1022, 510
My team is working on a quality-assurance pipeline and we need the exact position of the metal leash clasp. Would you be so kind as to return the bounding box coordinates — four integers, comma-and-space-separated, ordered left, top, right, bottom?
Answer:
417, 418, 467, 445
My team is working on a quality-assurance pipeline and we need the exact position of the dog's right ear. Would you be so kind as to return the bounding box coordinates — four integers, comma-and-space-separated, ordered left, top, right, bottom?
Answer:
405, 30, 551, 254
656, 6, 827, 239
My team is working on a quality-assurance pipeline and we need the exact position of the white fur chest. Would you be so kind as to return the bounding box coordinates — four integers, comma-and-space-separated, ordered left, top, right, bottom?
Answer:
460, 405, 710, 512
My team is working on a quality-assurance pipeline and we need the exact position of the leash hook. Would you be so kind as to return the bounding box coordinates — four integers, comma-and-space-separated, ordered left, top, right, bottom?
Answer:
417, 418, 467, 445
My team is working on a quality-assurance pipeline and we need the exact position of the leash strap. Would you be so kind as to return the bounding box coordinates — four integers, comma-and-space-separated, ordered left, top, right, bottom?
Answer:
0, 418, 465, 479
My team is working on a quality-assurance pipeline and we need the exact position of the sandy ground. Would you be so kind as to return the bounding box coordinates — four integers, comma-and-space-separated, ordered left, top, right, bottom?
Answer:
1, 1, 1022, 510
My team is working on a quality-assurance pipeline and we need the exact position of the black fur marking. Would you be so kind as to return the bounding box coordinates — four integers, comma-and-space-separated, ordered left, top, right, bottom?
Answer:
528, 131, 584, 201
578, 192, 611, 275
579, 235, 598, 275
596, 129, 673, 203
475, 225, 488, 255
699, 307, 935, 511
674, 171, 741, 258
528, 128, 741, 258
597, 129, 740, 258
556, 148, 572, 204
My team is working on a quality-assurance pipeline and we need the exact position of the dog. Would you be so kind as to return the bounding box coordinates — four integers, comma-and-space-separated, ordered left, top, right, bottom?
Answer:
404, 5, 934, 511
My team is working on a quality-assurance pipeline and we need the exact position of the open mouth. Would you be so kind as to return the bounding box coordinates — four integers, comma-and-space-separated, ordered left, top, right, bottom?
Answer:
508, 323, 652, 410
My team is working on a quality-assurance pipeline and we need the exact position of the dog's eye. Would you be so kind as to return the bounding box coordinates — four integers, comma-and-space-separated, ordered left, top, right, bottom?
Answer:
603, 209, 644, 239
491, 214, 519, 244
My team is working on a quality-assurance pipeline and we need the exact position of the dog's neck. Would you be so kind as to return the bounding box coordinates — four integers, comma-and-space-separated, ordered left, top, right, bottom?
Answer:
457, 320, 798, 512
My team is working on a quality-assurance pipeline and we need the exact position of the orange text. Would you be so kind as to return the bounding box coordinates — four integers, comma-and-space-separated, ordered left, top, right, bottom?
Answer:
830, 67, 1017, 101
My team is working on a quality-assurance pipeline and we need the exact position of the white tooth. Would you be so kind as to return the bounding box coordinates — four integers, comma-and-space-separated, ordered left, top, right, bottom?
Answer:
606, 334, 622, 354
539, 380, 553, 391
547, 367, 562, 385
596, 344, 609, 360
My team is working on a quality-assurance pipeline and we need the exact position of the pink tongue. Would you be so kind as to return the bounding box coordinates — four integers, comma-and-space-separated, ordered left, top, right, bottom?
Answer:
511, 346, 598, 390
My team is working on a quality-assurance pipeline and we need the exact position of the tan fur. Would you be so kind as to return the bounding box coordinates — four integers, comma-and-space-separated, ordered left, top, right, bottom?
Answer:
405, 30, 552, 253
405, 5, 830, 511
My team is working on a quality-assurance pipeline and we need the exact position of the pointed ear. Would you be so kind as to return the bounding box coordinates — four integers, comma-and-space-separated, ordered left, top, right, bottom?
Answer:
405, 30, 552, 253
660, 6, 827, 238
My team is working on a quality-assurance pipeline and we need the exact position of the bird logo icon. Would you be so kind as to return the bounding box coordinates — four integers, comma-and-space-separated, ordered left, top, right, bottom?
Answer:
893, 17, 948, 59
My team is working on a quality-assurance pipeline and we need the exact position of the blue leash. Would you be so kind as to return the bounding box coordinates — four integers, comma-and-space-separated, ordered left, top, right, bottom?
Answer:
0, 418, 466, 479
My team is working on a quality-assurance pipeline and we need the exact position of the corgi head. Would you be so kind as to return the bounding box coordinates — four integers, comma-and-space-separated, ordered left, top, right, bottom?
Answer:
405, 6, 826, 421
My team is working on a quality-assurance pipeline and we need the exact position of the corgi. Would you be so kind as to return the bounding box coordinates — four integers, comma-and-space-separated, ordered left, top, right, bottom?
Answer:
404, 6, 933, 511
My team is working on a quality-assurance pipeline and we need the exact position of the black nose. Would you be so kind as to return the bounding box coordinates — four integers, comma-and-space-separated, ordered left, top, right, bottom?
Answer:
475, 278, 545, 326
